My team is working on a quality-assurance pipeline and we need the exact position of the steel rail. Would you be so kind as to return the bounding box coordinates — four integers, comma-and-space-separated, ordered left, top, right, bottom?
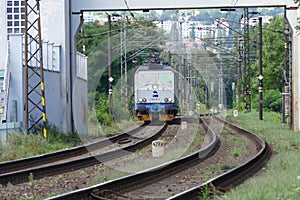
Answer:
0, 123, 166, 185
167, 115, 272, 200
45, 118, 220, 200
0, 123, 147, 175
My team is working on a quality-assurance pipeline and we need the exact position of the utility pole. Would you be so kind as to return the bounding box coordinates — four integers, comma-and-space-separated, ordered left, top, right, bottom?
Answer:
243, 8, 251, 112
24, 0, 47, 138
282, 15, 291, 126
183, 58, 187, 113
81, 14, 86, 54
178, 16, 185, 114
258, 17, 263, 120
120, 13, 128, 111
107, 14, 113, 115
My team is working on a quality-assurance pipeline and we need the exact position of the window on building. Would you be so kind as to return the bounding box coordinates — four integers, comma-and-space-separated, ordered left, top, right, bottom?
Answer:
6, 0, 29, 34
0, 71, 4, 90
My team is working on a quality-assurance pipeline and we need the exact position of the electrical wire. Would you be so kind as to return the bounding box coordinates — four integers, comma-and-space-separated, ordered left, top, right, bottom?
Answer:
123, 0, 136, 20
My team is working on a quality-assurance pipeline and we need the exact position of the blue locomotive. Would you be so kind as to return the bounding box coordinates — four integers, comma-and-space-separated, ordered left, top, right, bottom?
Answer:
134, 62, 178, 121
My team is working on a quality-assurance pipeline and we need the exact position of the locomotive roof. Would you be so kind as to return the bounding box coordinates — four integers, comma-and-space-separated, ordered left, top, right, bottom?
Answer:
136, 63, 174, 72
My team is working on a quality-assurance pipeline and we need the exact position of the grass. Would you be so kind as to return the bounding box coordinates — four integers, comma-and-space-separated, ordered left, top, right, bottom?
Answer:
87, 123, 204, 183
0, 119, 140, 162
88, 119, 141, 138
0, 126, 79, 162
217, 110, 300, 200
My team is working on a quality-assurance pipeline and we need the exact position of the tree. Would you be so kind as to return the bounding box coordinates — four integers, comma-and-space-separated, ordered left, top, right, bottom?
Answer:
260, 16, 284, 91
249, 16, 285, 112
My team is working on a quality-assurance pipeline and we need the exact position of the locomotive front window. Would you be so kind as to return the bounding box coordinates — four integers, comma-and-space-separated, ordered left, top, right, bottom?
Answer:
157, 73, 173, 85
136, 71, 174, 88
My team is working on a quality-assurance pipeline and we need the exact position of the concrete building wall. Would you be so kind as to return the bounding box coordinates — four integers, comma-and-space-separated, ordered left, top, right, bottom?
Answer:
0, 0, 7, 71
7, 34, 24, 124
0, 0, 88, 135
44, 71, 63, 130
6, 33, 88, 134
40, 0, 72, 134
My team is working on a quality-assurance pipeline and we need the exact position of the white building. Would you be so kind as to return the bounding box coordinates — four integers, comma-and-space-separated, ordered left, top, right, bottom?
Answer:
0, 0, 88, 140
154, 20, 221, 41
241, 15, 274, 28
83, 12, 96, 23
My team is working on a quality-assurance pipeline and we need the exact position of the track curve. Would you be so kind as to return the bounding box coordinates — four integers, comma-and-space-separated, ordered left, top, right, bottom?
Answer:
0, 123, 168, 185
45, 115, 272, 200
167, 115, 272, 200
45, 117, 220, 200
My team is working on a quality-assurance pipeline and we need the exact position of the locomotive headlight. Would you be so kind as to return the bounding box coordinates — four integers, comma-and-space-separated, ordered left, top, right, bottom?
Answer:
139, 98, 147, 102
164, 98, 172, 102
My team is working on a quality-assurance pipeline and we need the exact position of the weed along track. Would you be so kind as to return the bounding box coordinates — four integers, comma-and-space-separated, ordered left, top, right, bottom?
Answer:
168, 116, 272, 200
45, 115, 271, 200
0, 123, 166, 186
0, 116, 271, 199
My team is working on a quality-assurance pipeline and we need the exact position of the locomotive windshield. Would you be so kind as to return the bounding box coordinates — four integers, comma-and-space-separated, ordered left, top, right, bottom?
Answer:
136, 71, 173, 88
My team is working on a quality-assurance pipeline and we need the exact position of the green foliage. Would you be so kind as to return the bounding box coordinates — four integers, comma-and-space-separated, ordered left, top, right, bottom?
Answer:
252, 89, 281, 112
28, 173, 36, 199
261, 16, 284, 91
0, 127, 75, 162
223, 111, 300, 200
46, 125, 80, 144
249, 16, 284, 113
234, 16, 285, 112
80, 19, 166, 127
77, 21, 109, 55
94, 93, 114, 126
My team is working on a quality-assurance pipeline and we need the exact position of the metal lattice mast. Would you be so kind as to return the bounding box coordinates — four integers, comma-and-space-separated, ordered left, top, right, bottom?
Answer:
243, 8, 251, 112
24, 0, 47, 137
120, 14, 128, 110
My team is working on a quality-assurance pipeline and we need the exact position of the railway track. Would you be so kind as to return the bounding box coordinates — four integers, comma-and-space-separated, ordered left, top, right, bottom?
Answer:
45, 115, 271, 200
45, 117, 220, 200
0, 122, 167, 185
168, 115, 272, 200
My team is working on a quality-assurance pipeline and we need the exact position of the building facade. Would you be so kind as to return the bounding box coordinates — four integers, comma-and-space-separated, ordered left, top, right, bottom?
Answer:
0, 0, 88, 139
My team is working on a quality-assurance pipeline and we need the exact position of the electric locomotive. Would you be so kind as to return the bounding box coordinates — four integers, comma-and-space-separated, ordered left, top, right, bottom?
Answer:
134, 62, 178, 121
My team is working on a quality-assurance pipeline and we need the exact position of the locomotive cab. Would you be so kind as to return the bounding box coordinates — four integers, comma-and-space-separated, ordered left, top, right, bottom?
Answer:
134, 63, 178, 122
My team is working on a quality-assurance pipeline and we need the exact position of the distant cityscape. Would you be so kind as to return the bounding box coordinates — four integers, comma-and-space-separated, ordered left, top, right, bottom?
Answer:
83, 8, 282, 43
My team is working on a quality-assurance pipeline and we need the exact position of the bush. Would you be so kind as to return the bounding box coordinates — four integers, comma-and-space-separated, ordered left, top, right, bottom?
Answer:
0, 126, 77, 162
252, 89, 281, 112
